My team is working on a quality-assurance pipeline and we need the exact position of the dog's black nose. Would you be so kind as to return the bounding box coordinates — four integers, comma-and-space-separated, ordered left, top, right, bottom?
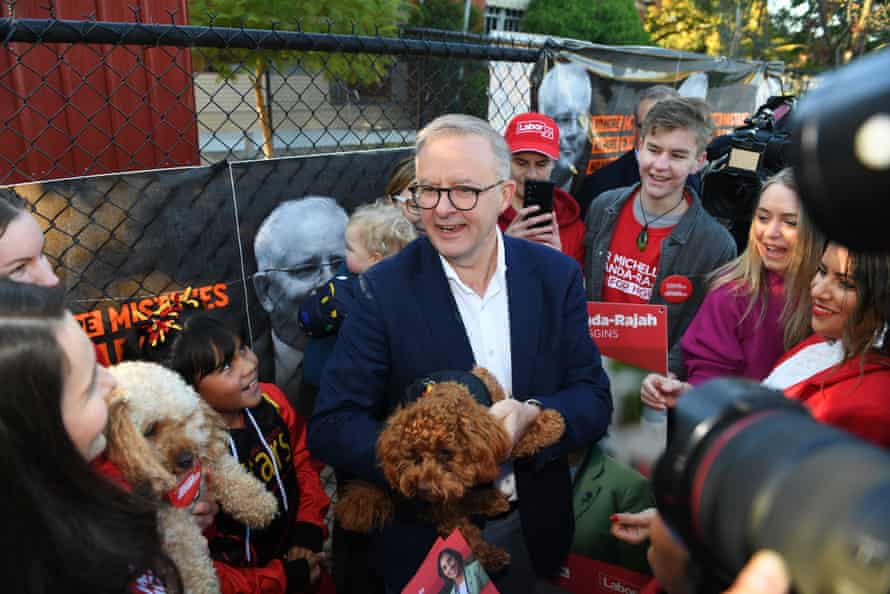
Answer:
176, 451, 195, 470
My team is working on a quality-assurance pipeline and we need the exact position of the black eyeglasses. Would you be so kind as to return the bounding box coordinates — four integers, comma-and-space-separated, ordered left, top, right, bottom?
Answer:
407, 180, 504, 211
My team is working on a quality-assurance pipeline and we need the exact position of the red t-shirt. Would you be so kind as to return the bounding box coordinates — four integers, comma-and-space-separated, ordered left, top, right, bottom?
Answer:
601, 192, 674, 304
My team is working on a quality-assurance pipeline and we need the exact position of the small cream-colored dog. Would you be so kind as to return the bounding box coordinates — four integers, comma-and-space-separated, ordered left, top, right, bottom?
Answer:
105, 361, 279, 594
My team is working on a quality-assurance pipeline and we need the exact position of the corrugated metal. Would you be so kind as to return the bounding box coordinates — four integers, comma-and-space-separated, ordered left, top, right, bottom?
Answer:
0, 0, 199, 184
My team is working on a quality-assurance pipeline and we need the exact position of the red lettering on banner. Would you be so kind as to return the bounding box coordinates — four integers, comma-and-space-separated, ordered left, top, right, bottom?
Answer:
621, 115, 635, 132
591, 115, 625, 133
591, 136, 624, 155
108, 304, 132, 333
587, 302, 668, 373
213, 283, 230, 307
79, 283, 232, 364
76, 310, 105, 338
659, 274, 693, 303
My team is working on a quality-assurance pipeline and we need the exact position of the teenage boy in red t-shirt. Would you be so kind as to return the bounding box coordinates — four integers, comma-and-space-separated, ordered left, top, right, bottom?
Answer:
583, 97, 736, 378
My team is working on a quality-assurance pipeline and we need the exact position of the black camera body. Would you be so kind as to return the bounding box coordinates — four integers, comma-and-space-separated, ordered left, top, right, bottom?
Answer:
700, 95, 796, 251
653, 379, 890, 594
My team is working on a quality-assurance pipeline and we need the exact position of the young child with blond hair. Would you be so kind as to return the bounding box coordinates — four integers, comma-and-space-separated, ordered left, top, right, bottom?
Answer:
299, 201, 416, 395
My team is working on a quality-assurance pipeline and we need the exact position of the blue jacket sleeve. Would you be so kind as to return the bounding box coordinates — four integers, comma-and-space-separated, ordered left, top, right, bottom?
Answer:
307, 274, 389, 486
527, 267, 613, 464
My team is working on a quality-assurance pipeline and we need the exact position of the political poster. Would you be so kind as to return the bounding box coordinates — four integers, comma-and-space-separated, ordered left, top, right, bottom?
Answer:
402, 529, 499, 594
553, 553, 650, 594
529, 45, 783, 196
587, 302, 668, 374
2, 147, 412, 414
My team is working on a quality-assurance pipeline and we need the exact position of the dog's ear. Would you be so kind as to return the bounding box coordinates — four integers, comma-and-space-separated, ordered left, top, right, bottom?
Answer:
471, 366, 508, 403
376, 403, 411, 489
106, 398, 175, 494
461, 409, 512, 480
195, 396, 230, 458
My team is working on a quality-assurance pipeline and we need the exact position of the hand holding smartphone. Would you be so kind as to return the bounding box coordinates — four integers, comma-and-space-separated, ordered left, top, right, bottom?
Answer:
523, 179, 555, 228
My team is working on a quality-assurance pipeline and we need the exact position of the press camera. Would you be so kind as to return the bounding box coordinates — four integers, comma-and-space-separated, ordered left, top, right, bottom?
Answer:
700, 95, 795, 250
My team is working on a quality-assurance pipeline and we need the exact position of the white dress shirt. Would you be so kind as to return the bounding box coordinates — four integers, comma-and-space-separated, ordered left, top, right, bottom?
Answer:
441, 231, 517, 499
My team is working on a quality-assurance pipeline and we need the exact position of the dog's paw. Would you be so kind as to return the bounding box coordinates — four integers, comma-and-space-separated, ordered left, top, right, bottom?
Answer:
334, 482, 394, 532
230, 484, 279, 528
211, 455, 279, 527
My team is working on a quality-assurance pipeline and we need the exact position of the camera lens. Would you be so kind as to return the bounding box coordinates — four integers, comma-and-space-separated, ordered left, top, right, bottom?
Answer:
653, 378, 890, 594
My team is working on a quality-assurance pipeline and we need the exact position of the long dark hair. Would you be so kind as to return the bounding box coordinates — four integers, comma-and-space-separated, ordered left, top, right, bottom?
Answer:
0, 280, 180, 594
840, 247, 890, 362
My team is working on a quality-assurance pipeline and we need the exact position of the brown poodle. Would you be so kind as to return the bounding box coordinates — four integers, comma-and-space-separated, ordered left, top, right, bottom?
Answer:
105, 361, 279, 594
335, 366, 565, 573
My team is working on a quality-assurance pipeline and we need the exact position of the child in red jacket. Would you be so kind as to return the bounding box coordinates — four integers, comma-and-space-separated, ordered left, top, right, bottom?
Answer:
159, 314, 330, 594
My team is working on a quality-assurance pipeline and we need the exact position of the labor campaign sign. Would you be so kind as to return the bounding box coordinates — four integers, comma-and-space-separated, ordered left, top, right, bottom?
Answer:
553, 553, 650, 594
587, 302, 668, 374
402, 528, 499, 594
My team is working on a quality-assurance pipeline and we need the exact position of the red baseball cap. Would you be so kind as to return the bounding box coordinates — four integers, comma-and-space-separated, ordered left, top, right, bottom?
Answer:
504, 113, 560, 160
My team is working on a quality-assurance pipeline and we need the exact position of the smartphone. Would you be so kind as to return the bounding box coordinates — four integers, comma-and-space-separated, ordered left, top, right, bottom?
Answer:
523, 179, 555, 228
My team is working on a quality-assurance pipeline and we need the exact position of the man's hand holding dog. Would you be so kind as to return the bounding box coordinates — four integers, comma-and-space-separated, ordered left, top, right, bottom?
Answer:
489, 398, 541, 451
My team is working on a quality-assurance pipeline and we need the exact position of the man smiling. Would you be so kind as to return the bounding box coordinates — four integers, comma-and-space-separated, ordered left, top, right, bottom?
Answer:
584, 97, 736, 378
309, 114, 612, 593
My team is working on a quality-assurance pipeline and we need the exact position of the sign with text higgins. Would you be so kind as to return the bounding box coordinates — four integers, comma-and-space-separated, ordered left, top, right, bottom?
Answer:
587, 302, 668, 374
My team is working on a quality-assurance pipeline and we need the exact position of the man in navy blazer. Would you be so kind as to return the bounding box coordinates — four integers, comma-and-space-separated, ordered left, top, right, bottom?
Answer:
308, 114, 613, 593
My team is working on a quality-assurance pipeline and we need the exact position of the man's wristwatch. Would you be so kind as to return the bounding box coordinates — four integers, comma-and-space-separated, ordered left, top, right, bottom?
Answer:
525, 398, 544, 409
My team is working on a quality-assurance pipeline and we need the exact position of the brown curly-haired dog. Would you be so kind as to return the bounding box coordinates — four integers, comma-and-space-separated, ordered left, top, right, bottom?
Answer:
335, 366, 565, 573
105, 361, 279, 594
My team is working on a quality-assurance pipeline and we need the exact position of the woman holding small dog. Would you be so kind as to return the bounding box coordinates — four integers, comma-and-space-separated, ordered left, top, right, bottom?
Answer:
150, 314, 331, 594
0, 279, 180, 593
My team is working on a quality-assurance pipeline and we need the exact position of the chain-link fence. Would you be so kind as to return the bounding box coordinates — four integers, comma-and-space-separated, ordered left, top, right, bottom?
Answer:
1, 5, 542, 185
1, 7, 548, 545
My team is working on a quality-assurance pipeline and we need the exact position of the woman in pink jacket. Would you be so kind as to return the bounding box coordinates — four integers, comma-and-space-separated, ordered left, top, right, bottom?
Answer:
640, 169, 823, 408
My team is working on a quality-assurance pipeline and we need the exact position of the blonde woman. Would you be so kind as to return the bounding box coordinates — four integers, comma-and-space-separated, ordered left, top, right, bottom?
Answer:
641, 169, 823, 409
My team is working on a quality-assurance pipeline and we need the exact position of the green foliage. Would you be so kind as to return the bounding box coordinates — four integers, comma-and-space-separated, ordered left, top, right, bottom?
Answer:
521, 0, 650, 45
645, 0, 721, 54
189, 0, 407, 84
405, 0, 488, 120
408, 0, 470, 30
770, 0, 889, 70
645, 0, 887, 68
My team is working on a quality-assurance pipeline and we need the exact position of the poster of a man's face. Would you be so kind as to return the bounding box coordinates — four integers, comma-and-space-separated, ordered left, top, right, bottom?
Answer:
253, 196, 348, 392
538, 62, 592, 188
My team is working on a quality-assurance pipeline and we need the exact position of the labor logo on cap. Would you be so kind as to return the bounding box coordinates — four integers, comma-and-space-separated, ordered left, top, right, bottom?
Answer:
504, 112, 560, 160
